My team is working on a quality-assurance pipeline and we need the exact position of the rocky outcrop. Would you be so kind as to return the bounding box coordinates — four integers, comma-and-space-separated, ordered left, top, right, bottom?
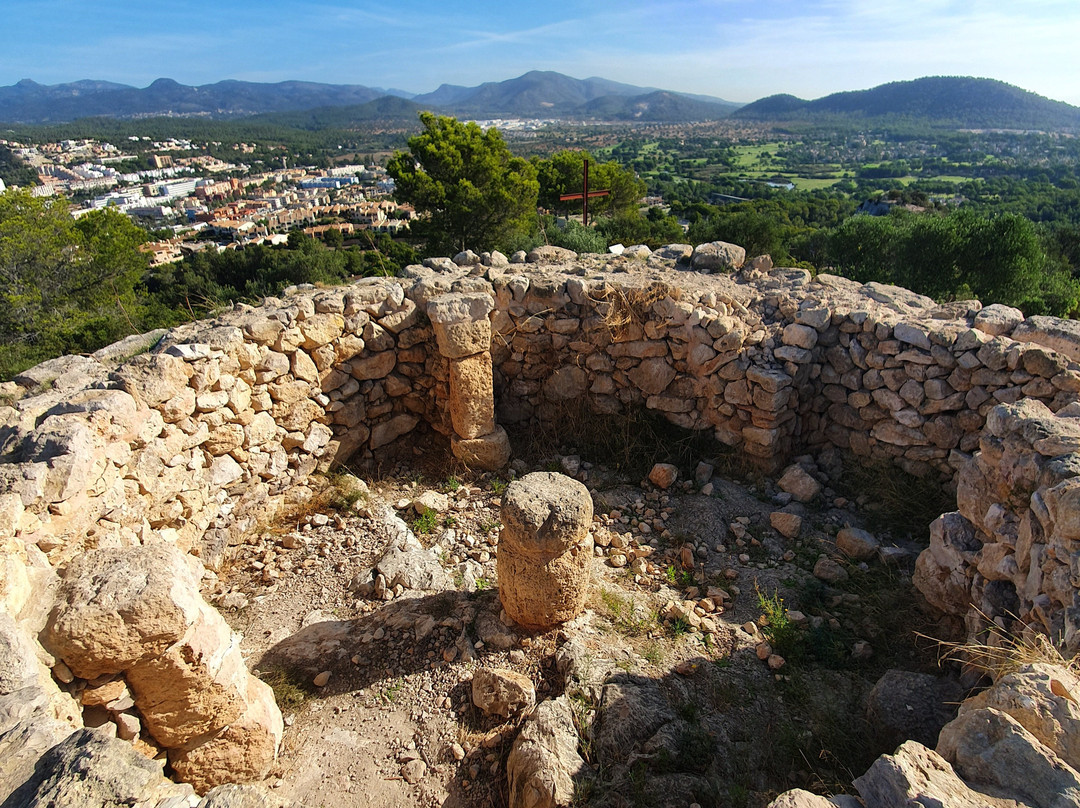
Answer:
912, 399, 1080, 649
42, 544, 282, 793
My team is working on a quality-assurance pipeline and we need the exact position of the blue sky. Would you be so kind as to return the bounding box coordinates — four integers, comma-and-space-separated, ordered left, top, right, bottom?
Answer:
4, 0, 1079, 104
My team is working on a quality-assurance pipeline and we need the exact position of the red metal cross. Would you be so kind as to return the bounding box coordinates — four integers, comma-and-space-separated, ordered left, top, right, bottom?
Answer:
559, 158, 610, 227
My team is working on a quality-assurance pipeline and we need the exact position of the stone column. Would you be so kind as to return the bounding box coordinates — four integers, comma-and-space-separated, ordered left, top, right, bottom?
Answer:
427, 292, 511, 470
497, 472, 593, 631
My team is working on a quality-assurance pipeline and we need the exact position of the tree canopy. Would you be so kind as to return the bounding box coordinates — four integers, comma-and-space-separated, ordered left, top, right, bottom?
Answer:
387, 112, 539, 255
0, 190, 153, 374
534, 150, 646, 220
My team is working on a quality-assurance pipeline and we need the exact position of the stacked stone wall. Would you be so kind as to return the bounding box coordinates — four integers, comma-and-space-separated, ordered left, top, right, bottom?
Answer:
3, 244, 1080, 795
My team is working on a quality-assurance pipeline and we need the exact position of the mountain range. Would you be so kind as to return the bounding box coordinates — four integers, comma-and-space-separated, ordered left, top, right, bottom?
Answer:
734, 76, 1080, 130
1, 72, 1079, 131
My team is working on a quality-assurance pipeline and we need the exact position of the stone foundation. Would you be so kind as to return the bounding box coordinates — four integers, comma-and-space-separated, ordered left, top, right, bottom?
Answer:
2, 242, 1079, 795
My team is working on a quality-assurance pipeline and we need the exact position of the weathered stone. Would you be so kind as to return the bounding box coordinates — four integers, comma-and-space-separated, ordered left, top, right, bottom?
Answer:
498, 472, 592, 630
472, 668, 536, 718
1012, 315, 1080, 362
370, 414, 419, 449
10, 728, 197, 807
543, 365, 589, 401
959, 663, 1080, 771
777, 465, 821, 502
449, 354, 495, 439
770, 511, 803, 539
169, 676, 284, 795
813, 557, 849, 584
974, 304, 1025, 337
44, 545, 203, 679
836, 527, 879, 561
527, 246, 577, 263
125, 603, 248, 747
854, 741, 1026, 808
867, 670, 965, 752
648, 463, 678, 490
507, 696, 588, 808
628, 357, 676, 395
782, 323, 819, 350
690, 241, 746, 273
938, 707, 1080, 807
451, 426, 511, 470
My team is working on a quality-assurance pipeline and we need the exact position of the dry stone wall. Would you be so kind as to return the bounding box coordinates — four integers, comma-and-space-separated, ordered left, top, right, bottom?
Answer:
2, 241, 1080, 797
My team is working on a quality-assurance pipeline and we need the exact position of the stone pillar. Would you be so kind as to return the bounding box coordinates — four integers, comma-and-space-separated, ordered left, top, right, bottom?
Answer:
497, 472, 593, 631
427, 292, 511, 470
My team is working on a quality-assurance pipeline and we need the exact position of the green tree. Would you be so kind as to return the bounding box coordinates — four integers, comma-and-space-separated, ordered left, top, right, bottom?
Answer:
0, 190, 150, 377
387, 113, 539, 255
535, 150, 646, 220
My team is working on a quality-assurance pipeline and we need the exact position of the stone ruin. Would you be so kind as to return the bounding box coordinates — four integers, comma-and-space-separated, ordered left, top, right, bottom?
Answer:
1, 240, 1080, 804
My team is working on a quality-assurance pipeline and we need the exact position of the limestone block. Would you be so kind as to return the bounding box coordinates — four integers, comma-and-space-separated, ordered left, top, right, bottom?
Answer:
1012, 315, 1080, 362
937, 707, 1080, 807
507, 696, 588, 808
370, 414, 419, 450
452, 426, 511, 471
690, 241, 746, 273
170, 676, 284, 795
449, 354, 495, 439
114, 353, 193, 408
542, 365, 588, 401
347, 351, 396, 381
782, 323, 818, 350
472, 668, 535, 718
628, 358, 676, 395
777, 464, 821, 502
498, 472, 592, 630
44, 545, 204, 679
526, 245, 577, 264
126, 604, 248, 747
836, 527, 879, 561
973, 304, 1025, 338
298, 313, 344, 349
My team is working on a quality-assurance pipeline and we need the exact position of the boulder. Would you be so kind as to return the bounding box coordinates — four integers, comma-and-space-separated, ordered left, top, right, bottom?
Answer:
938, 707, 1080, 807
770, 511, 803, 539
124, 603, 249, 746
1012, 315, 1080, 362
690, 241, 746, 273
959, 663, 1080, 771
866, 670, 965, 751
9, 728, 197, 808
835, 527, 880, 561
526, 246, 577, 264
169, 676, 284, 795
767, 791, 840, 808
451, 425, 512, 471
854, 740, 1027, 808
507, 696, 588, 808
472, 668, 536, 718
777, 465, 821, 503
44, 545, 204, 679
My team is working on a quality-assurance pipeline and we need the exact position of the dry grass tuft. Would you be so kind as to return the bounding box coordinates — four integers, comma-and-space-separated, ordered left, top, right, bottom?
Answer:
927, 614, 1079, 682
589, 281, 674, 341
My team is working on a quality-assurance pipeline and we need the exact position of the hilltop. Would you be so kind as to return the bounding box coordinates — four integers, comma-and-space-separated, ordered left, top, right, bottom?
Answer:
734, 75, 1080, 130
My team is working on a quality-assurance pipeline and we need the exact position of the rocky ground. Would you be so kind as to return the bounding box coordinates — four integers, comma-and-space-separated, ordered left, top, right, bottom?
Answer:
205, 428, 952, 808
